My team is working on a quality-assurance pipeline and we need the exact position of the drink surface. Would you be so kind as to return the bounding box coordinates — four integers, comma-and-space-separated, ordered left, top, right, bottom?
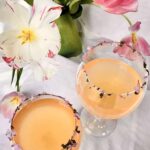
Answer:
12, 98, 80, 150
77, 58, 144, 119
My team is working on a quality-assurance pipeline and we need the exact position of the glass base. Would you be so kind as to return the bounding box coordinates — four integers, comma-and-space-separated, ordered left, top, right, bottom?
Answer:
81, 109, 117, 138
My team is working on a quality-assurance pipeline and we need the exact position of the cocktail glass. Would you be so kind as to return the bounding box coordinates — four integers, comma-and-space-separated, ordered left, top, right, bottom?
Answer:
76, 39, 149, 137
0, 93, 82, 150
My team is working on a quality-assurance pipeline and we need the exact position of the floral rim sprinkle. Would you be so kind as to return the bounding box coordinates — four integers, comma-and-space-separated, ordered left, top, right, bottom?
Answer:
81, 40, 149, 99
3, 93, 81, 150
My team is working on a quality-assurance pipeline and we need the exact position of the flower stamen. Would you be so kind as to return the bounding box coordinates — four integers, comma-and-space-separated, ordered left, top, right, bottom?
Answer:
17, 28, 36, 45
10, 97, 20, 105
132, 32, 137, 44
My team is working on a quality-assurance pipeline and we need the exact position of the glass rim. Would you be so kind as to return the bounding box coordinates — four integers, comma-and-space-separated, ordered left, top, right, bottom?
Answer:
6, 93, 81, 150
78, 40, 149, 99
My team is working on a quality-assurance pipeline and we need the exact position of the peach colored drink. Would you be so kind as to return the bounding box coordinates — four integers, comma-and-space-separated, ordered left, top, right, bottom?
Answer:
77, 58, 144, 119
12, 97, 81, 150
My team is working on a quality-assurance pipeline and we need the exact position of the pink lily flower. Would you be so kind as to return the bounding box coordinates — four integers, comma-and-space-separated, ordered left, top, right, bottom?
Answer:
93, 0, 138, 14
129, 21, 141, 32
0, 92, 26, 119
114, 21, 150, 60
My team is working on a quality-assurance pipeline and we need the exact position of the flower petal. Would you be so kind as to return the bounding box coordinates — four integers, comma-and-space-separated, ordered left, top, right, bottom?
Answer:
129, 21, 141, 32
0, 92, 26, 119
0, 20, 61, 65
37, 23, 61, 55
30, 0, 62, 27
134, 80, 140, 94
113, 42, 139, 60
113, 36, 140, 60
25, 23, 61, 62
136, 37, 150, 56
0, 30, 20, 58
0, 0, 30, 28
114, 35, 150, 59
0, 30, 29, 68
30, 57, 59, 81
2, 57, 19, 69
94, 0, 138, 14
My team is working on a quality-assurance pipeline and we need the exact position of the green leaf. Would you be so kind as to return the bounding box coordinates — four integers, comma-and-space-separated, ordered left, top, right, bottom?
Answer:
56, 13, 82, 57
25, 0, 33, 5
71, 5, 83, 19
81, 0, 93, 4
69, 0, 80, 14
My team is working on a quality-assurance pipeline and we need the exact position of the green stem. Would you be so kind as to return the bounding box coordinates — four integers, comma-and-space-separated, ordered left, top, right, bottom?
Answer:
16, 68, 23, 92
122, 15, 137, 51
93, 4, 133, 27
122, 14, 132, 26
25, 0, 33, 5
17, 82, 20, 92
11, 68, 16, 85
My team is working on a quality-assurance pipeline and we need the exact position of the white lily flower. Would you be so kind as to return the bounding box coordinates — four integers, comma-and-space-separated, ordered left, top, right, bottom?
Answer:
0, 0, 62, 79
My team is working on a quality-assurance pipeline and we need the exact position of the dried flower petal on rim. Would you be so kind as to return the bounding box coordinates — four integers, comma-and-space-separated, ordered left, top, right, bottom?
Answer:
134, 80, 141, 95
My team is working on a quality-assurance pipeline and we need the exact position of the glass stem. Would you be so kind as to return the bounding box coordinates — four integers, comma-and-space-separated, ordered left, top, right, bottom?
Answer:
81, 109, 117, 137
